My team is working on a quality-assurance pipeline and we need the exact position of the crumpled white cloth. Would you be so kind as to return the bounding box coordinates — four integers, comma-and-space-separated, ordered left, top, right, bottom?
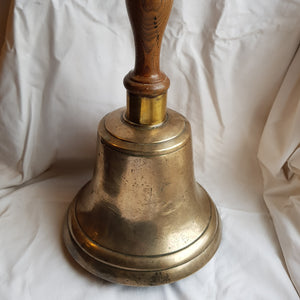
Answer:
258, 46, 300, 294
0, 0, 300, 299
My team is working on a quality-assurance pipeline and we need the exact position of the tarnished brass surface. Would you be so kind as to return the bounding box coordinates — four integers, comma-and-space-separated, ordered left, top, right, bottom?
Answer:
63, 0, 221, 286
64, 108, 221, 286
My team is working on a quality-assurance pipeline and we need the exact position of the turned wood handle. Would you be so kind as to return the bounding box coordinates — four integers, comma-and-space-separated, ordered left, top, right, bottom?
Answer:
124, 0, 173, 96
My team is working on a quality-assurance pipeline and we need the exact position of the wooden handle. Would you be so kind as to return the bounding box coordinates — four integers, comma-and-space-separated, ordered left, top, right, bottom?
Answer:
124, 0, 173, 97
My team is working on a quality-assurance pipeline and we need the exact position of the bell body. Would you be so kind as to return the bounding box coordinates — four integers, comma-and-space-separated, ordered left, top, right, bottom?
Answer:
64, 108, 221, 286
63, 0, 221, 286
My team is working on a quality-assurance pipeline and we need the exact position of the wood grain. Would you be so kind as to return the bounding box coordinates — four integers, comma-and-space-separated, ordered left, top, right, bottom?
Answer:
124, 0, 173, 96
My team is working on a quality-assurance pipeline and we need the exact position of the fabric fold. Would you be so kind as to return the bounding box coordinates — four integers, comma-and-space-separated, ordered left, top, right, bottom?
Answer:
258, 44, 300, 295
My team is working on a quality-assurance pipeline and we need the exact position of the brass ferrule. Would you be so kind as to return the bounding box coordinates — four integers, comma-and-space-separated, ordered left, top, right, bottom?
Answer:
125, 92, 167, 126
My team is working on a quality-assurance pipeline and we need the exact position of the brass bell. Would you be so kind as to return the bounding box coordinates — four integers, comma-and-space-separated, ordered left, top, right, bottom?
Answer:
63, 0, 221, 286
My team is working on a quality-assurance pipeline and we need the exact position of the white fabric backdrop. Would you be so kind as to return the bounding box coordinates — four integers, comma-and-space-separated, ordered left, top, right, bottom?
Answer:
0, 0, 299, 299
258, 46, 300, 295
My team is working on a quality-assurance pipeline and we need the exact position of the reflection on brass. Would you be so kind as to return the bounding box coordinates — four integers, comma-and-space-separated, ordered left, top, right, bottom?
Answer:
125, 93, 167, 126
63, 0, 221, 286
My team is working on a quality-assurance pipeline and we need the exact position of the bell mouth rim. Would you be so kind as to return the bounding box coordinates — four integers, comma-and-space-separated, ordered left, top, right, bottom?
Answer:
63, 183, 221, 286
63, 203, 221, 286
